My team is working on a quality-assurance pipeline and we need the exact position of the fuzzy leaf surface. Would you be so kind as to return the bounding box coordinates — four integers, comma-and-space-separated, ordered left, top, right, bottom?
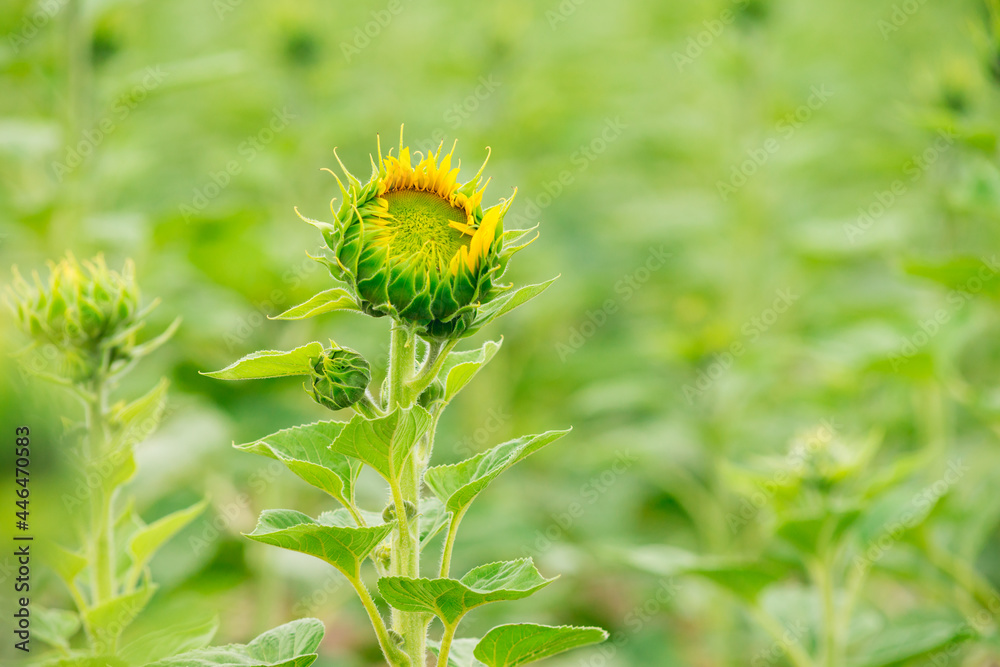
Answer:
202, 342, 323, 380
474, 624, 609, 667
236, 421, 358, 507
378, 559, 555, 624
271, 288, 360, 320
424, 430, 570, 514
145, 618, 324, 667
438, 339, 502, 403
328, 406, 431, 484
245, 509, 393, 578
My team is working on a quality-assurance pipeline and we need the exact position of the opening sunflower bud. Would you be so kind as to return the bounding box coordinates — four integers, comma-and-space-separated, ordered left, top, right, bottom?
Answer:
308, 345, 371, 411
310, 128, 518, 339
5, 253, 149, 381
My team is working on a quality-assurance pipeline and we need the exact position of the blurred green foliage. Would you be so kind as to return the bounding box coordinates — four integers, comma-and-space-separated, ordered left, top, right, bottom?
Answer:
3, 0, 1000, 664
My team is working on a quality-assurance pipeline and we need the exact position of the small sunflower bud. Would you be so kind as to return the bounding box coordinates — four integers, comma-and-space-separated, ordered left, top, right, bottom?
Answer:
382, 500, 417, 524
417, 379, 444, 408
308, 345, 371, 411
374, 545, 392, 571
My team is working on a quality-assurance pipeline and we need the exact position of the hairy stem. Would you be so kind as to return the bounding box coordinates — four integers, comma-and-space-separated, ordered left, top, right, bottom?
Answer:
436, 622, 459, 667
82, 370, 119, 654
350, 575, 410, 667
84, 376, 115, 607
439, 507, 467, 578
387, 323, 426, 665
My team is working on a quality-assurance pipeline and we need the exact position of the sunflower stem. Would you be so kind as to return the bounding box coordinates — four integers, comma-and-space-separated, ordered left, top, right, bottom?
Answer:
387, 323, 426, 665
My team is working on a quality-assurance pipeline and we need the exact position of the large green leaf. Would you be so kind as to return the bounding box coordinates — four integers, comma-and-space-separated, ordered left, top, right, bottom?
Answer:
128, 499, 208, 578
850, 610, 974, 667
236, 421, 358, 508
378, 559, 555, 625
328, 406, 431, 484
118, 612, 219, 665
474, 624, 609, 667
270, 288, 360, 320
438, 339, 502, 403
33, 606, 80, 651
245, 509, 393, 578
202, 342, 322, 380
424, 430, 570, 514
146, 618, 324, 667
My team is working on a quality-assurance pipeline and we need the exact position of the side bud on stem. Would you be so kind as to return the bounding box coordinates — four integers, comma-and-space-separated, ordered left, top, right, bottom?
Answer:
308, 344, 371, 411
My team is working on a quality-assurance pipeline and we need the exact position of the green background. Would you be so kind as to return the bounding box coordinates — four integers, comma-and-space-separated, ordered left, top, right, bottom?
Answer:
3, 0, 1000, 664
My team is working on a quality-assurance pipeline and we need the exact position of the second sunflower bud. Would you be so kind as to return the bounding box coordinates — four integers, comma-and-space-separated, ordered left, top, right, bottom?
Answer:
308, 345, 371, 411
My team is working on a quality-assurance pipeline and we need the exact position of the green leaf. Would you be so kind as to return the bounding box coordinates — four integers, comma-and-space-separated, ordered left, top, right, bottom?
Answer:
430, 638, 484, 666
42, 542, 87, 585
245, 509, 393, 578
419, 496, 452, 549
236, 421, 359, 509
474, 624, 609, 667
111, 377, 170, 449
202, 342, 323, 380
424, 430, 570, 515
33, 606, 81, 650
378, 559, 555, 625
118, 612, 219, 665
851, 610, 974, 667
146, 618, 324, 667
270, 288, 360, 320
439, 339, 502, 403
328, 406, 431, 484
469, 278, 558, 333
902, 255, 1000, 299
623, 545, 782, 602
84, 585, 157, 649
128, 499, 208, 577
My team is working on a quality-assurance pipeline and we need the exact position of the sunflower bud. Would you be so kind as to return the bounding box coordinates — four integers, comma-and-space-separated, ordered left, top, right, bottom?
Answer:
417, 379, 444, 408
382, 500, 417, 523
308, 345, 371, 411
302, 129, 534, 340
5, 254, 150, 382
